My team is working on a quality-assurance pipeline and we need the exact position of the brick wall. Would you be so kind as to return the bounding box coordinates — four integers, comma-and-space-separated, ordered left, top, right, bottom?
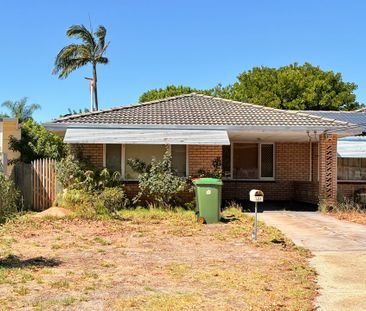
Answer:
188, 145, 222, 176
222, 181, 294, 201
337, 182, 366, 202
294, 181, 319, 204
276, 143, 311, 181
70, 144, 104, 168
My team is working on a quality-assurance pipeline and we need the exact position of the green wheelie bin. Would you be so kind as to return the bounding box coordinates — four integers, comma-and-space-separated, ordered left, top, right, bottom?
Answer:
192, 178, 223, 224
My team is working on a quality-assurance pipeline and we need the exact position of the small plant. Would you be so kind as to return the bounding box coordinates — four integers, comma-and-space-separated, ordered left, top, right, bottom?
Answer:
127, 151, 189, 208
99, 187, 129, 212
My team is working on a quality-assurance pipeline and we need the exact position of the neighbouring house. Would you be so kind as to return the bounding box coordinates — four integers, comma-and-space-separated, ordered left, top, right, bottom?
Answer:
306, 110, 366, 203
44, 93, 361, 207
0, 118, 21, 176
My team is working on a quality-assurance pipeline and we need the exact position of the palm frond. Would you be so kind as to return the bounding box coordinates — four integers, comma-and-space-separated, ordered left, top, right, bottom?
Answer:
95, 25, 107, 52
96, 56, 109, 64
56, 58, 91, 79
53, 44, 92, 77
1, 97, 40, 122
66, 25, 96, 50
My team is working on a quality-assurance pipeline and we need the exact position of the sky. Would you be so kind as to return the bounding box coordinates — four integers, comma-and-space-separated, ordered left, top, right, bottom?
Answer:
1, 0, 366, 122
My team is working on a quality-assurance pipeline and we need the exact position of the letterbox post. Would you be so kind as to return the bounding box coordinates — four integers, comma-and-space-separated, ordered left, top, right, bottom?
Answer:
249, 189, 264, 241
252, 201, 258, 241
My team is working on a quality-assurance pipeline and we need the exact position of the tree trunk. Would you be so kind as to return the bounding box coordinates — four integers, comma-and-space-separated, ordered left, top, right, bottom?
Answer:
93, 64, 98, 111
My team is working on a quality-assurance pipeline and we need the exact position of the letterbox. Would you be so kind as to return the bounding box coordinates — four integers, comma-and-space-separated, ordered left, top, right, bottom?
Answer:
249, 189, 264, 202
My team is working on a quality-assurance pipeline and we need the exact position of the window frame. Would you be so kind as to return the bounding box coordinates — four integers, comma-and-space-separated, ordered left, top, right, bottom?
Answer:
226, 142, 275, 181
103, 144, 189, 180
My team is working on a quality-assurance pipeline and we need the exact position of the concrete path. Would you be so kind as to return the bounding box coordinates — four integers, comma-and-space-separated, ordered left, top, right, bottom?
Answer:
259, 211, 366, 311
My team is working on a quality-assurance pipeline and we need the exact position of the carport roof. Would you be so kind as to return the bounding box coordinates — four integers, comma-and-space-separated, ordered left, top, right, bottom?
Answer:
46, 93, 356, 131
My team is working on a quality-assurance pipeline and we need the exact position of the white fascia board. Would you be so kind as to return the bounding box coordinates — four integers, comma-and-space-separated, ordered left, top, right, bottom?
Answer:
43, 122, 358, 132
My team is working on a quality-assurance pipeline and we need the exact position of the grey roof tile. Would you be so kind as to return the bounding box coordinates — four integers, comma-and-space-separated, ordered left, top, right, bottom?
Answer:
52, 93, 351, 128
305, 110, 366, 132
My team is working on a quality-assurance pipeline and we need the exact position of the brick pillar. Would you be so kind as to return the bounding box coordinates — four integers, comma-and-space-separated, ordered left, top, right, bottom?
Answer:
318, 134, 337, 206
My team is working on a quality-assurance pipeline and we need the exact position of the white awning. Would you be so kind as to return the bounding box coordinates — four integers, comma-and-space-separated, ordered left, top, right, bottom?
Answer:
338, 137, 366, 158
64, 129, 230, 145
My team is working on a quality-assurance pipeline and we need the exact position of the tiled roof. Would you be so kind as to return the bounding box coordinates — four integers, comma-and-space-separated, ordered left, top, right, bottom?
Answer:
305, 110, 366, 132
51, 93, 352, 128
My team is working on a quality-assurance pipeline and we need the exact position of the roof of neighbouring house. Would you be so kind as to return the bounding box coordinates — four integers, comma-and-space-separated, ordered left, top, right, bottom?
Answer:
48, 93, 355, 130
305, 110, 366, 132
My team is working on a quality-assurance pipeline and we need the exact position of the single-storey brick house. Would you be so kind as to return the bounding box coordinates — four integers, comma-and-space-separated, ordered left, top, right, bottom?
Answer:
45, 93, 361, 206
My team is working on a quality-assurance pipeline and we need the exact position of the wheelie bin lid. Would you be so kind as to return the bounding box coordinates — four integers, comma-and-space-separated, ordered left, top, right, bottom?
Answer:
192, 178, 223, 185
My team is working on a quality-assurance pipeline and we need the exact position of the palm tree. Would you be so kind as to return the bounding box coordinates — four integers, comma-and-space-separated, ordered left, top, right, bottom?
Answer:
52, 25, 109, 111
1, 97, 40, 122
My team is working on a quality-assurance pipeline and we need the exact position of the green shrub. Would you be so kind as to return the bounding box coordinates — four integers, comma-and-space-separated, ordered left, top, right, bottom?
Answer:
62, 189, 108, 218
57, 154, 123, 192
98, 187, 129, 212
128, 151, 189, 208
56, 154, 84, 189
62, 186, 129, 217
0, 169, 20, 223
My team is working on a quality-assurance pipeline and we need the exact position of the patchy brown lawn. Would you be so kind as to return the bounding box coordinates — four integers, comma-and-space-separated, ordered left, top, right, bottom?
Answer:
327, 211, 366, 225
0, 208, 317, 310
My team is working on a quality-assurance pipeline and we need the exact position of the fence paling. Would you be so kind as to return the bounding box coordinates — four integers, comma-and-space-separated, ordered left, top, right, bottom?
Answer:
31, 159, 56, 210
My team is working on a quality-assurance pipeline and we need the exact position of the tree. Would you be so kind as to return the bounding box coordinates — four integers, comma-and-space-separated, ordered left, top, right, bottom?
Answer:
8, 119, 68, 164
139, 63, 362, 110
227, 63, 361, 110
1, 97, 40, 122
0, 113, 9, 118
53, 24, 109, 111
139, 85, 212, 103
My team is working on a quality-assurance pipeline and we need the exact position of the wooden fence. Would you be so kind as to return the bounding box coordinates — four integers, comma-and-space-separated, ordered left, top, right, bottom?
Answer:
13, 159, 57, 210
31, 159, 57, 210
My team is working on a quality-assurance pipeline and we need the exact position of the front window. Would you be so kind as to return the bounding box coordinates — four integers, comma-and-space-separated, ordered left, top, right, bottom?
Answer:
260, 144, 274, 178
104, 144, 188, 179
222, 143, 275, 180
105, 144, 122, 172
125, 144, 166, 179
233, 143, 258, 179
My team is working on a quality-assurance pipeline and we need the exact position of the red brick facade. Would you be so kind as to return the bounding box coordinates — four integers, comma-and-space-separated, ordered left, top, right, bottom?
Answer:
71, 144, 104, 168
70, 140, 338, 205
188, 145, 222, 176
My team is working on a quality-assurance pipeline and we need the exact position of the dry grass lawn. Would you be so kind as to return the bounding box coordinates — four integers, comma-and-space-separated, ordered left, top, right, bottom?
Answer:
327, 210, 366, 225
0, 208, 317, 310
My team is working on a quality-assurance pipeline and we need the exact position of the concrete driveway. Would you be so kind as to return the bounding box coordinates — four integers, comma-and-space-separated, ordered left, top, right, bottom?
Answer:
259, 211, 366, 311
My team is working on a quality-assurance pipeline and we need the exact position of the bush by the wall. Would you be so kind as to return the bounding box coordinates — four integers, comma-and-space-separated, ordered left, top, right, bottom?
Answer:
0, 170, 20, 223
128, 151, 189, 208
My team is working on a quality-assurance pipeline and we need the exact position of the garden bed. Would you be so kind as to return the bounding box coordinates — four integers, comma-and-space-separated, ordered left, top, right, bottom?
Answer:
0, 208, 316, 310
